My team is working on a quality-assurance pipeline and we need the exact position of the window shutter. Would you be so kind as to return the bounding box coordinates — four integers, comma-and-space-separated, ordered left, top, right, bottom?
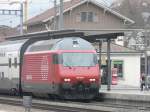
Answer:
94, 13, 98, 22
76, 13, 81, 22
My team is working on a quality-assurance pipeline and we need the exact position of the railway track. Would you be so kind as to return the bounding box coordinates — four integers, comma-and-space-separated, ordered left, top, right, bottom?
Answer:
0, 95, 111, 112
0, 95, 149, 112
88, 101, 150, 112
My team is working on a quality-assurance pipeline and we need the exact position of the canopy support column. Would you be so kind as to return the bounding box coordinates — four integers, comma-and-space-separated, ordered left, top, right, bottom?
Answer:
107, 39, 111, 91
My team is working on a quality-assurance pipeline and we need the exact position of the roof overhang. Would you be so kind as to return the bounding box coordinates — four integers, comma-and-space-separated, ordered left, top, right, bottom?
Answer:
6, 29, 124, 43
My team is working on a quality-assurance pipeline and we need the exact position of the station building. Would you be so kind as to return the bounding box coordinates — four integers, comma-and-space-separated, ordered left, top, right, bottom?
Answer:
94, 43, 142, 87
0, 0, 142, 87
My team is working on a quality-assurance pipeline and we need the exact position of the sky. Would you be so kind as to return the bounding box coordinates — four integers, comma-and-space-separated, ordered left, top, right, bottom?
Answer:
0, 0, 113, 27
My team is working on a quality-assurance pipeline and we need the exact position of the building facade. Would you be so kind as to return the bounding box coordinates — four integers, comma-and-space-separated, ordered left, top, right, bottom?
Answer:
110, 53, 141, 87
95, 43, 142, 87
26, 0, 134, 33
25, 0, 142, 87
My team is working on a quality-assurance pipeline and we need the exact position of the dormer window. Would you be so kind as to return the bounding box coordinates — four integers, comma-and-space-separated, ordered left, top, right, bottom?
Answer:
88, 12, 94, 22
81, 12, 94, 22
81, 12, 87, 22
76, 11, 98, 23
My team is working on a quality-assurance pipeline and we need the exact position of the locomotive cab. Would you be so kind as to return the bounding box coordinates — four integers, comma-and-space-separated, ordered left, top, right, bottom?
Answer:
51, 38, 100, 99
59, 52, 100, 99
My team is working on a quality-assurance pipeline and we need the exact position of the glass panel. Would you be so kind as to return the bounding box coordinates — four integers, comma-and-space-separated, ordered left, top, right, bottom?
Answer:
53, 54, 62, 64
9, 58, 11, 68
62, 53, 97, 67
81, 12, 87, 22
88, 12, 93, 22
113, 61, 123, 77
114, 64, 117, 68
14, 58, 17, 68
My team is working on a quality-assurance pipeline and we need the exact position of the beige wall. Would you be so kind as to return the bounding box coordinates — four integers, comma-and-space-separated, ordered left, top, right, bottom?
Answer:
63, 3, 128, 30
28, 23, 46, 33
27, 2, 131, 33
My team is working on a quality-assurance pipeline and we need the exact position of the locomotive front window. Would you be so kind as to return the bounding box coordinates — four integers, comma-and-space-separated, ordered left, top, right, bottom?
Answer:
62, 53, 97, 67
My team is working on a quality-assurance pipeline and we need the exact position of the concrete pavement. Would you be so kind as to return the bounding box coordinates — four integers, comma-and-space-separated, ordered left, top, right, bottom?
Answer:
99, 84, 150, 103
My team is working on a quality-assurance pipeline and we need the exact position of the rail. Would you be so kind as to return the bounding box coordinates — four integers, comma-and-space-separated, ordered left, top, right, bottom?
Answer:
0, 95, 110, 112
0, 95, 149, 112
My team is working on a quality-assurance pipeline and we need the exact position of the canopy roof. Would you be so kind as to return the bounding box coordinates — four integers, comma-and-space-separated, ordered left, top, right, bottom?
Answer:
6, 29, 124, 43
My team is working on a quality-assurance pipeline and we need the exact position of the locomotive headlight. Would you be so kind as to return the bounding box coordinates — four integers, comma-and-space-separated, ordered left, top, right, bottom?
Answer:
64, 78, 71, 82
89, 79, 96, 82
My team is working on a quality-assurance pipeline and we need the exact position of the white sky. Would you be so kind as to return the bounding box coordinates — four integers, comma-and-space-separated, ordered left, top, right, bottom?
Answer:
0, 0, 113, 27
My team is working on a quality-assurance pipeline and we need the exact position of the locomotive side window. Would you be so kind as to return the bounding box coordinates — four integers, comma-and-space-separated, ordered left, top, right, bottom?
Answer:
14, 58, 17, 68
53, 54, 62, 64
53, 54, 58, 64
8, 58, 11, 68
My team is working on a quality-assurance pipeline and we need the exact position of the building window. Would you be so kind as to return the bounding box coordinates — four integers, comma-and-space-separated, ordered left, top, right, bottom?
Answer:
88, 12, 94, 22
113, 60, 123, 78
14, 58, 17, 68
9, 58, 11, 68
81, 12, 87, 22
80, 12, 94, 22
147, 39, 150, 47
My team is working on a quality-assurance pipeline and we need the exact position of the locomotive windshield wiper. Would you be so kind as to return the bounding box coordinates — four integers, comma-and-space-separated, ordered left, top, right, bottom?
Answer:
67, 65, 72, 69
64, 63, 72, 69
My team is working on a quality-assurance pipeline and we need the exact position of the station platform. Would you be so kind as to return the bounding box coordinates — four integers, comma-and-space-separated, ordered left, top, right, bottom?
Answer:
99, 85, 150, 103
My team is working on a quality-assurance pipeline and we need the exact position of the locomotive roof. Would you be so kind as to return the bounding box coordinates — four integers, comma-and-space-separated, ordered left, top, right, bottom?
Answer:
26, 37, 95, 52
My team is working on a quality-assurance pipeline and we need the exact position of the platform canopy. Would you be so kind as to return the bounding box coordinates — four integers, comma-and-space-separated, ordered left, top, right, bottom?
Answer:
6, 29, 124, 42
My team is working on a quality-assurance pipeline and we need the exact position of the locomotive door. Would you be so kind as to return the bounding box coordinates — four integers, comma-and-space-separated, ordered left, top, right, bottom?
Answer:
51, 53, 59, 92
52, 54, 56, 81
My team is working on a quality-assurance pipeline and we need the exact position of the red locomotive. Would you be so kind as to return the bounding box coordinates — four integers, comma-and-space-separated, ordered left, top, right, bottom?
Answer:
22, 37, 100, 99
